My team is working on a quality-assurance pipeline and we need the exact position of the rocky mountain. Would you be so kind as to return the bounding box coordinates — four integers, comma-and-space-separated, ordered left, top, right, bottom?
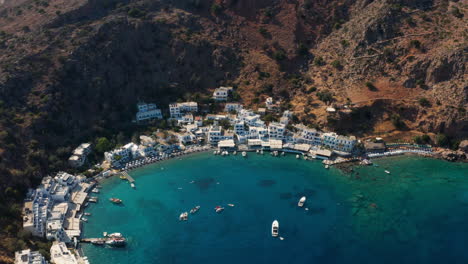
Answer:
0, 0, 466, 260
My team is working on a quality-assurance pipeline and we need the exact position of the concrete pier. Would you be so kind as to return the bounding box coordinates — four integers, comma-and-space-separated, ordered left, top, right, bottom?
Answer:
122, 172, 135, 183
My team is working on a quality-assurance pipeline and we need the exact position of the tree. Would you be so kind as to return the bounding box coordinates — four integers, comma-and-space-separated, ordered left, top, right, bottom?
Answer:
211, 4, 222, 15
258, 27, 268, 37
273, 50, 286, 61
365, 81, 377, 91
436, 134, 449, 147
331, 60, 342, 69
95, 137, 112, 153
313, 56, 325, 66
418, 97, 431, 107
316, 90, 334, 103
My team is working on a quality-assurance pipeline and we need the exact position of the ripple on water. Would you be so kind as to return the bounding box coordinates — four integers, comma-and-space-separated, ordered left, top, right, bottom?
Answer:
258, 179, 276, 187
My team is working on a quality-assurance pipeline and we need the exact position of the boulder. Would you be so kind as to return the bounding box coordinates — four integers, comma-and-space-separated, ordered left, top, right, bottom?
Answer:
459, 140, 468, 153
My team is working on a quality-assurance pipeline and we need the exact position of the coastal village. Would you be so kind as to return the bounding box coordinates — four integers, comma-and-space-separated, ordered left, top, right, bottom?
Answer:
16, 86, 436, 264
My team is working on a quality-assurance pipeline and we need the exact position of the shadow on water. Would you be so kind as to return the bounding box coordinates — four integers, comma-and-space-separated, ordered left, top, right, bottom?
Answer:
194, 177, 215, 191
258, 179, 276, 187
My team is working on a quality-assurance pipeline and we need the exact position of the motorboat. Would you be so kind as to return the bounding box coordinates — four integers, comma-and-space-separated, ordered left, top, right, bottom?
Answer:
81, 218, 88, 222
105, 237, 126, 247
242, 151, 247, 157
84, 213, 91, 216
131, 183, 135, 189
296, 154, 300, 159
272, 220, 279, 237
190, 206, 200, 214
325, 165, 329, 169
260, 150, 264, 155
227, 204, 235, 207
298, 196, 306, 207
179, 212, 188, 221
109, 198, 122, 204
385, 170, 391, 174
215, 206, 224, 213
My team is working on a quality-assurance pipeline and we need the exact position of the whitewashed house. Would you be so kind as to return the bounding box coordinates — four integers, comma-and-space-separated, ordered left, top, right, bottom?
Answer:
176, 132, 196, 144
321, 132, 357, 152
169, 102, 198, 119
294, 124, 322, 146
15, 249, 47, 264
136, 102, 163, 121
233, 121, 245, 135
213, 86, 233, 101
268, 122, 286, 140
68, 143, 92, 168
225, 103, 243, 113
50, 241, 79, 264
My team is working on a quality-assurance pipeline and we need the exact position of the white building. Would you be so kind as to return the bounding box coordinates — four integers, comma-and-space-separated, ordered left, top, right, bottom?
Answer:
321, 132, 357, 152
207, 125, 234, 144
169, 102, 198, 119
225, 103, 243, 113
213, 86, 233, 101
23, 189, 51, 237
68, 143, 92, 168
50, 241, 78, 264
15, 249, 47, 264
266, 97, 274, 110
268, 122, 286, 140
248, 126, 268, 140
294, 124, 322, 146
233, 121, 245, 136
176, 132, 196, 144
136, 103, 163, 121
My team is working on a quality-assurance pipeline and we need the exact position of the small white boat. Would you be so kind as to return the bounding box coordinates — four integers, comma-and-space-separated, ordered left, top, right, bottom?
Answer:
325, 165, 329, 169
260, 150, 264, 155
233, 151, 237, 155
298, 196, 306, 207
296, 154, 300, 159
190, 206, 200, 214
242, 151, 247, 157
215, 206, 224, 213
281, 152, 285, 156
179, 212, 188, 221
256, 150, 260, 154
131, 183, 135, 188
279, 236, 284, 240
385, 170, 391, 174
84, 212, 91, 216
81, 218, 88, 222
272, 220, 279, 237
227, 204, 235, 207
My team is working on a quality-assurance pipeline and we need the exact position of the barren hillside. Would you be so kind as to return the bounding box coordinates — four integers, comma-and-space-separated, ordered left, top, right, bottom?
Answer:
0, 0, 466, 260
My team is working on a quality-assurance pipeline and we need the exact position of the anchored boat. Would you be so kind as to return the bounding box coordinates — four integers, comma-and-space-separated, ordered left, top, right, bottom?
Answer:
109, 198, 122, 204
215, 206, 224, 213
272, 220, 279, 237
190, 206, 200, 214
298, 196, 306, 207
179, 212, 188, 221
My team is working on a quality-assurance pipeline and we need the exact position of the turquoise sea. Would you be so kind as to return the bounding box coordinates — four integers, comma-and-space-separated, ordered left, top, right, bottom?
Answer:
82, 153, 468, 264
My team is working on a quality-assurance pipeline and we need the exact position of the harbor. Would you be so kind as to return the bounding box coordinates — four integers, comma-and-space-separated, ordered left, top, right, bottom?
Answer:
81, 153, 468, 264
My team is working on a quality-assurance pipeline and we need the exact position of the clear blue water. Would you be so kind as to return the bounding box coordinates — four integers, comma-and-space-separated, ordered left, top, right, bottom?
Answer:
82, 153, 468, 264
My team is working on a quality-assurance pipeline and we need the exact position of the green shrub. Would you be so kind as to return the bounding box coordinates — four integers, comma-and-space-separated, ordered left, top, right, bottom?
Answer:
313, 56, 325, 66
418, 97, 431, 107
273, 50, 286, 61
316, 90, 334, 103
410, 40, 421, 49
331, 60, 342, 69
128, 8, 146, 18
258, 27, 268, 37
210, 4, 222, 15
365, 81, 377, 91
